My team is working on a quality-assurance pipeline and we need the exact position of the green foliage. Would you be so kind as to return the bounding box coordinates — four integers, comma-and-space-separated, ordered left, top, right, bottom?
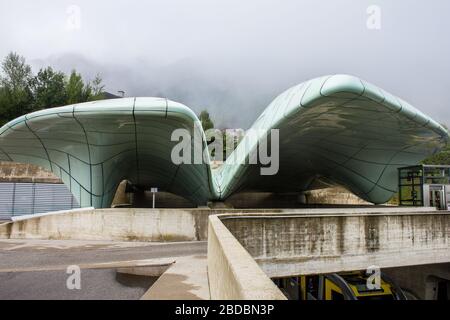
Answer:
0, 51, 109, 126
0, 86, 13, 126
1, 52, 33, 90
89, 74, 106, 101
31, 67, 67, 109
421, 124, 450, 165
66, 70, 91, 104
199, 110, 214, 131
422, 142, 450, 165
0, 52, 34, 125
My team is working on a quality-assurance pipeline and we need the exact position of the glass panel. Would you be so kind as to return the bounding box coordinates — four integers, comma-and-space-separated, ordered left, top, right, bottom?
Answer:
398, 166, 423, 206
424, 167, 450, 184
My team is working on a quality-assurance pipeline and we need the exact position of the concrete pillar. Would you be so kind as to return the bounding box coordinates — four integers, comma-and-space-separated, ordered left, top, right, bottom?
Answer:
111, 180, 132, 207
297, 192, 307, 204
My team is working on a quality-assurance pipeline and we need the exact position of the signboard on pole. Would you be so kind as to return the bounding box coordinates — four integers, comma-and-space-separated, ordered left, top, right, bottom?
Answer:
150, 187, 158, 208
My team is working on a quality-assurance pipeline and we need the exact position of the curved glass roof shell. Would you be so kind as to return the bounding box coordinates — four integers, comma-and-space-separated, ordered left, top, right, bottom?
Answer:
0, 75, 447, 207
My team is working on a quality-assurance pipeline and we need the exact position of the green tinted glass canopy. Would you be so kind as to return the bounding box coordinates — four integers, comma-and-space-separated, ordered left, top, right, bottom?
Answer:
0, 75, 447, 207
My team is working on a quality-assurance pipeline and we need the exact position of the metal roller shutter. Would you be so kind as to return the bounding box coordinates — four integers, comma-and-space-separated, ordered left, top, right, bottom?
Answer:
0, 182, 80, 220
12, 183, 33, 216
0, 183, 14, 220
34, 183, 77, 213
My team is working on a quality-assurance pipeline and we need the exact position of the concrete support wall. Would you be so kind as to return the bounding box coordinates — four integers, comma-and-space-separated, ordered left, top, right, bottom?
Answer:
0, 208, 212, 242
224, 187, 372, 208
110, 180, 131, 207
132, 191, 196, 208
221, 211, 450, 278
1, 207, 388, 242
207, 215, 286, 300
384, 263, 450, 299
0, 161, 60, 183
304, 187, 372, 205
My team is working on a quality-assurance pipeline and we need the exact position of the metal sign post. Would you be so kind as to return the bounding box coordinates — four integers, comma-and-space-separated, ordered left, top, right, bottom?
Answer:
150, 187, 158, 208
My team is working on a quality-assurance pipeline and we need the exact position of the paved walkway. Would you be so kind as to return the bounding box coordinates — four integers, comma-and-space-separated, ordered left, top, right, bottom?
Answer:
141, 255, 210, 300
0, 239, 206, 271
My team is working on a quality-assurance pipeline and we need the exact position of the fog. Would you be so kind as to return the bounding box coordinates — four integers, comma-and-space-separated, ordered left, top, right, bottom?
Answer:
0, 0, 449, 128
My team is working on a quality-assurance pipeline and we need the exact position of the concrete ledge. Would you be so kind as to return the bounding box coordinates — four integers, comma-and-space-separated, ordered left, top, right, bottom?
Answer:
11, 207, 94, 222
141, 255, 210, 300
0, 258, 175, 273
0, 208, 212, 242
207, 215, 286, 300
0, 206, 438, 243
116, 264, 172, 277
220, 210, 450, 278
0, 207, 314, 241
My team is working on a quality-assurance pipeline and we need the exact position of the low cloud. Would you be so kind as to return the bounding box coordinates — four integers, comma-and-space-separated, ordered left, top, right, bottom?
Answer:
1, 0, 449, 128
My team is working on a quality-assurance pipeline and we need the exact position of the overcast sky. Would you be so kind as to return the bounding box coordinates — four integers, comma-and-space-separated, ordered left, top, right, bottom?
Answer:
0, 0, 449, 128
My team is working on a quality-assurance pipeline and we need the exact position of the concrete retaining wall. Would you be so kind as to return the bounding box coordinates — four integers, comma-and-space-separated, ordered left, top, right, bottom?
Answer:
304, 187, 372, 205
0, 208, 212, 241
0, 207, 313, 242
221, 211, 450, 278
384, 263, 450, 299
0, 207, 376, 241
207, 215, 286, 300
224, 187, 372, 208
0, 161, 60, 183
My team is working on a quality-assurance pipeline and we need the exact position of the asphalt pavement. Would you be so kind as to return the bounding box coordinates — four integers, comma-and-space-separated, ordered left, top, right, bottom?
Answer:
0, 239, 207, 299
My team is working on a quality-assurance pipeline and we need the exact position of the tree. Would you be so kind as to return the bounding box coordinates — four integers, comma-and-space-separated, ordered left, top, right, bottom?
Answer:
199, 110, 214, 131
65, 71, 105, 104
0, 87, 11, 125
65, 70, 85, 104
1, 52, 33, 91
0, 52, 108, 126
31, 67, 67, 109
88, 74, 105, 101
421, 124, 450, 165
422, 143, 450, 165
0, 52, 34, 125
82, 81, 93, 102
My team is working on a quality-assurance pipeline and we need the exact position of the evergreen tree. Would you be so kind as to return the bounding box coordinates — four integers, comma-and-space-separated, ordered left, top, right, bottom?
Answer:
65, 70, 85, 104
